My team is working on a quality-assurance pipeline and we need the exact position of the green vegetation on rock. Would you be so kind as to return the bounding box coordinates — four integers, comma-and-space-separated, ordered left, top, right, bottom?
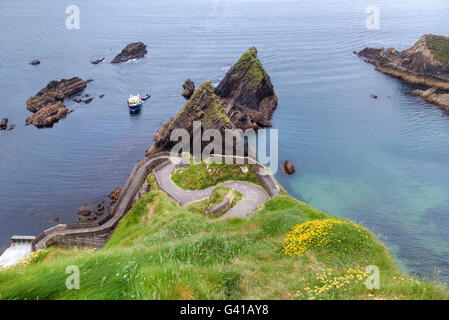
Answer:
427, 35, 449, 64
231, 47, 268, 84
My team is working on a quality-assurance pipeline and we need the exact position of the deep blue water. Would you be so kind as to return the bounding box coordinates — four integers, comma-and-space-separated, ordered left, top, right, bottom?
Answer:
1, 0, 449, 282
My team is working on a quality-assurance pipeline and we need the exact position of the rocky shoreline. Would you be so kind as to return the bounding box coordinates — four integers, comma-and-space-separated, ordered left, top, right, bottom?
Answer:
357, 34, 449, 111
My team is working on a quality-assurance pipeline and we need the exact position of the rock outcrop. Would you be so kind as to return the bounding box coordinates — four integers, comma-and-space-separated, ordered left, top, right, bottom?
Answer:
146, 47, 277, 156
25, 77, 87, 127
91, 57, 105, 65
0, 118, 7, 130
29, 60, 40, 65
25, 101, 68, 128
27, 77, 87, 112
281, 160, 295, 175
111, 42, 147, 63
411, 87, 449, 111
182, 79, 195, 99
357, 34, 449, 90
215, 47, 278, 129
146, 81, 233, 155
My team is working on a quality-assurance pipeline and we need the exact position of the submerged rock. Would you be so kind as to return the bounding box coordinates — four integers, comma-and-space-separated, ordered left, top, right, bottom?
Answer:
29, 59, 40, 65
215, 47, 278, 129
182, 79, 195, 99
25, 101, 68, 128
0, 118, 7, 130
91, 57, 105, 65
281, 160, 295, 175
111, 42, 147, 63
109, 187, 122, 201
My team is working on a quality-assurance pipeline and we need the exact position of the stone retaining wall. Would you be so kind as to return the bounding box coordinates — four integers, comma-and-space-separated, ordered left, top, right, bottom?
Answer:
29, 152, 279, 251
31, 152, 171, 251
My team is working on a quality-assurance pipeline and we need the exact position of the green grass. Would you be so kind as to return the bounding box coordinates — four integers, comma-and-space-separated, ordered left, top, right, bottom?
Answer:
171, 161, 260, 190
0, 187, 447, 300
187, 186, 243, 218
427, 35, 449, 64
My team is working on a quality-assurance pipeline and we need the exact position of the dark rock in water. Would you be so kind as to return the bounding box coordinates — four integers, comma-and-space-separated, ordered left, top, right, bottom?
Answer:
53, 215, 60, 223
357, 34, 449, 91
370, 94, 378, 99
91, 57, 105, 65
86, 79, 94, 84
7, 124, 15, 131
215, 47, 278, 129
29, 59, 40, 65
0, 118, 7, 130
84, 97, 93, 104
281, 160, 295, 175
182, 79, 195, 99
26, 77, 87, 113
109, 187, 121, 201
145, 81, 234, 156
25, 101, 68, 128
111, 42, 147, 63
87, 215, 97, 221
99, 94, 104, 99
79, 209, 92, 217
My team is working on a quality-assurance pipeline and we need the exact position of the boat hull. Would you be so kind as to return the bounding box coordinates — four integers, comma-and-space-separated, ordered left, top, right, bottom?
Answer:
128, 103, 142, 113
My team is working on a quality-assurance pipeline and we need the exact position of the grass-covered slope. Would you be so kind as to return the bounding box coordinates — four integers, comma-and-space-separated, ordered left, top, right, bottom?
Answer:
0, 170, 447, 300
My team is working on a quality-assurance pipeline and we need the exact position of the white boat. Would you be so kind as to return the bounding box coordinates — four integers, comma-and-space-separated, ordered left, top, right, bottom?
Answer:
128, 94, 142, 112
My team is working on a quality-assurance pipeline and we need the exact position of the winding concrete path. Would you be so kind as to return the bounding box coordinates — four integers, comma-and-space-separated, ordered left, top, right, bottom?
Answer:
154, 160, 270, 218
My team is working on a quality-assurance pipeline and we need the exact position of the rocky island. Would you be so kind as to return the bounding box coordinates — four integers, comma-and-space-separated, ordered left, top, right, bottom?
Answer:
146, 47, 278, 155
25, 77, 88, 128
357, 34, 449, 110
111, 42, 147, 63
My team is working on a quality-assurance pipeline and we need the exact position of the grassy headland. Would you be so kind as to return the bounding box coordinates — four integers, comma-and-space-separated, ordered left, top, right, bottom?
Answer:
0, 163, 447, 300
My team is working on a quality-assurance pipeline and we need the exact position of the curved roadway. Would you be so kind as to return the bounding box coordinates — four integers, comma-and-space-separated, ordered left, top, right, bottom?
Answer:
154, 160, 270, 218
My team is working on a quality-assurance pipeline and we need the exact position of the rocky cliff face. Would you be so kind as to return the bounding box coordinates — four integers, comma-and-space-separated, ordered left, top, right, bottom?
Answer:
26, 77, 87, 127
215, 47, 278, 129
111, 42, 147, 63
146, 47, 277, 156
357, 34, 449, 90
358, 34, 449, 111
146, 81, 233, 155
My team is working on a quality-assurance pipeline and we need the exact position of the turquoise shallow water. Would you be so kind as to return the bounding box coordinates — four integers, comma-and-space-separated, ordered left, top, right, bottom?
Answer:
1, 0, 449, 282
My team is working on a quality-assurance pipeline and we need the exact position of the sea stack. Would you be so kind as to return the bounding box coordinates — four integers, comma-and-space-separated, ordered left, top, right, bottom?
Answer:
215, 47, 278, 129
146, 47, 278, 156
146, 81, 234, 155
182, 79, 195, 99
111, 42, 147, 63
